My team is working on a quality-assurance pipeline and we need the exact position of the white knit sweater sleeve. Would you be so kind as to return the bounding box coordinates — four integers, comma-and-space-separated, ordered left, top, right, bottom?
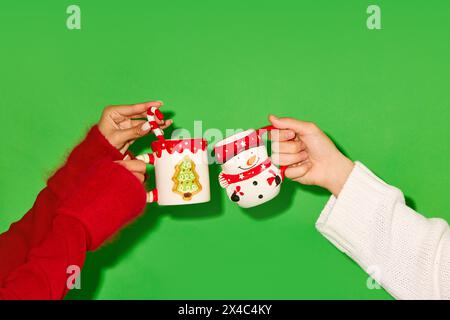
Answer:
316, 162, 450, 300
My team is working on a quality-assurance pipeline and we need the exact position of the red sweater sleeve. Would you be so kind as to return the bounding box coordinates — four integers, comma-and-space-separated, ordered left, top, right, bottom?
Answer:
0, 160, 147, 300
0, 215, 87, 300
0, 126, 123, 282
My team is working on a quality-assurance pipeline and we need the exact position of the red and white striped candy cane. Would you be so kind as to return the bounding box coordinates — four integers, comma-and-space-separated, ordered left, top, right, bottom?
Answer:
127, 106, 165, 203
147, 106, 165, 141
123, 106, 165, 161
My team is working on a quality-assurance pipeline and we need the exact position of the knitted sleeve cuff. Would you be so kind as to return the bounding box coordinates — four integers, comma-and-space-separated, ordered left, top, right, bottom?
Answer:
68, 125, 124, 165
315, 161, 402, 259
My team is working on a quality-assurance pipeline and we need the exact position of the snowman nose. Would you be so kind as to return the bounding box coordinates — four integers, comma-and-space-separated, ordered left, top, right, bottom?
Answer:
247, 155, 257, 166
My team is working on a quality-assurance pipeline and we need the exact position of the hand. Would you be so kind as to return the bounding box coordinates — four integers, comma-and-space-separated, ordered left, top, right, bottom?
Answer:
98, 101, 173, 154
269, 115, 354, 196
115, 160, 147, 183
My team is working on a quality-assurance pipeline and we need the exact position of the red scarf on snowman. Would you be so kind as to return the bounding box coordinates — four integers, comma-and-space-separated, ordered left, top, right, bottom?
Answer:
218, 158, 280, 188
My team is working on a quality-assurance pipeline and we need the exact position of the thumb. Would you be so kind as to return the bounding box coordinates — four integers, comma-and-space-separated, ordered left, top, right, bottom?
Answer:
114, 121, 152, 146
269, 115, 316, 135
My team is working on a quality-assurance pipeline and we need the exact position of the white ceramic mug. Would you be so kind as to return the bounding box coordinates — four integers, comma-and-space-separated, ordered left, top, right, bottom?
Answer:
137, 138, 211, 205
214, 125, 288, 208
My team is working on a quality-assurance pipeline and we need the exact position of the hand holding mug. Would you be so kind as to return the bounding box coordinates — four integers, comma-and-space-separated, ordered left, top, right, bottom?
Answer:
269, 115, 354, 196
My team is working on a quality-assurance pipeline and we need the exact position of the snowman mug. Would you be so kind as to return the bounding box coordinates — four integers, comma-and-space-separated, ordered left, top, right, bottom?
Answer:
214, 126, 287, 208
136, 138, 211, 205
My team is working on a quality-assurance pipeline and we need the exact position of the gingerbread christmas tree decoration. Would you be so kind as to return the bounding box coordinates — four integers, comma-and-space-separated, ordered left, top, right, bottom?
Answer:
172, 155, 202, 201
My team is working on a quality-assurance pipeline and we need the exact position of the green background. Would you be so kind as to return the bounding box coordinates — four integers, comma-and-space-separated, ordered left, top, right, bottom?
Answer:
1, 0, 449, 299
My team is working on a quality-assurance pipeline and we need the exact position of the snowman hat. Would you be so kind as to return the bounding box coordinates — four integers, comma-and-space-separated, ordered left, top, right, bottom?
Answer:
214, 129, 266, 164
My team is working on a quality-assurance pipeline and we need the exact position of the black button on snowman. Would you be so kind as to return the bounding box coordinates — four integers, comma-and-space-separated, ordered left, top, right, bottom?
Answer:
214, 126, 286, 208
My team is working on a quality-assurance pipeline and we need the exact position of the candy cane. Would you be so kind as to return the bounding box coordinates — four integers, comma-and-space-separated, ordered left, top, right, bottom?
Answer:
147, 189, 158, 203
147, 106, 165, 141
123, 106, 164, 161
135, 106, 165, 204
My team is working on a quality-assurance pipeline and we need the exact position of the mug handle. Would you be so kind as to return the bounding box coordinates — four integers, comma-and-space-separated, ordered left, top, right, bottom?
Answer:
132, 152, 158, 204
124, 104, 163, 203
255, 125, 292, 180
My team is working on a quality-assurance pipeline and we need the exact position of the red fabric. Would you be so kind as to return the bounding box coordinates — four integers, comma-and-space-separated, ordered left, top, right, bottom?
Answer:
0, 125, 121, 281
0, 215, 87, 299
59, 160, 147, 251
0, 125, 146, 299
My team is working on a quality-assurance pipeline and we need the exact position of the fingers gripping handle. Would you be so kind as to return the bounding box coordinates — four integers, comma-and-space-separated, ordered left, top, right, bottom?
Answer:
136, 153, 158, 203
256, 125, 290, 180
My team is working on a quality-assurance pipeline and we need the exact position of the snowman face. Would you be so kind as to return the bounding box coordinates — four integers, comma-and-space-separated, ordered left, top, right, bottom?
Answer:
221, 146, 268, 174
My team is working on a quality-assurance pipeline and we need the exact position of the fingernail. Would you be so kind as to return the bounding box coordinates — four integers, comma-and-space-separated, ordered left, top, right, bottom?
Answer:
141, 122, 151, 131
156, 100, 164, 105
